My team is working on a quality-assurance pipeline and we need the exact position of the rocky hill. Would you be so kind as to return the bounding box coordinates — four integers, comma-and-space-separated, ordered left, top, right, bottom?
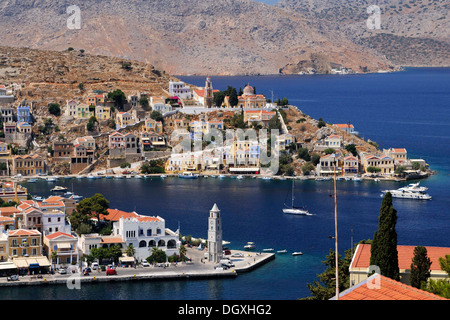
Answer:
0, 46, 171, 108
277, 0, 450, 67
0, 0, 392, 75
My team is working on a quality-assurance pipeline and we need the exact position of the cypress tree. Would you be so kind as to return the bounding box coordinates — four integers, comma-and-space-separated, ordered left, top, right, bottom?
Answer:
370, 192, 400, 281
410, 246, 432, 289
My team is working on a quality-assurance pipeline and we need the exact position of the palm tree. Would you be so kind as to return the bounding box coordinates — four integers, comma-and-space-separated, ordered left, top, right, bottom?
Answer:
51, 250, 59, 270
179, 245, 187, 261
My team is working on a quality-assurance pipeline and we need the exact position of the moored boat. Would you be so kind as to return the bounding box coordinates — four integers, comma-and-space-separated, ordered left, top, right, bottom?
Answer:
244, 242, 255, 250
178, 172, 199, 179
51, 186, 68, 192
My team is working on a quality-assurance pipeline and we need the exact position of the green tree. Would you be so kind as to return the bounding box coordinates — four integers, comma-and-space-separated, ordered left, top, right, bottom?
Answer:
424, 255, 450, 298
311, 153, 321, 166
107, 89, 127, 111
301, 162, 315, 175
213, 91, 225, 107
108, 244, 123, 263
412, 162, 421, 170
345, 144, 357, 156
370, 192, 400, 281
125, 244, 136, 258
48, 103, 61, 116
303, 246, 354, 300
147, 247, 167, 264
410, 246, 432, 289
76, 193, 110, 225
317, 118, 326, 128
297, 148, 311, 161
139, 96, 149, 109
150, 110, 163, 122
367, 166, 381, 173
324, 148, 335, 155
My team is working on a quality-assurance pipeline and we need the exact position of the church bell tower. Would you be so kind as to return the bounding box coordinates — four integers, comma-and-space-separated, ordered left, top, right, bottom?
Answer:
208, 203, 222, 263
205, 76, 214, 108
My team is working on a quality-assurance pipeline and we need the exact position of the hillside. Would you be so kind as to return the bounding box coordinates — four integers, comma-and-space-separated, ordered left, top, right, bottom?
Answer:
277, 0, 450, 67
0, 0, 392, 75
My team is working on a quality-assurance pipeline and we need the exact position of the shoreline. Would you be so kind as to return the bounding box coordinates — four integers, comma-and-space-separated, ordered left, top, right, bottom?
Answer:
0, 249, 275, 288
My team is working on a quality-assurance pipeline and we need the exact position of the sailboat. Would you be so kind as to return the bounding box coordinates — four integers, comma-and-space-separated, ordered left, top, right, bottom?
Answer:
282, 179, 312, 215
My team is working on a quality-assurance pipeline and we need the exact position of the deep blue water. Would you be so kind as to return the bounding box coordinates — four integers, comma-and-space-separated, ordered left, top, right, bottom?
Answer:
1, 68, 449, 300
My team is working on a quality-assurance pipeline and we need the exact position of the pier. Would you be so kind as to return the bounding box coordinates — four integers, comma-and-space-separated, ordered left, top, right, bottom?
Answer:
0, 248, 275, 287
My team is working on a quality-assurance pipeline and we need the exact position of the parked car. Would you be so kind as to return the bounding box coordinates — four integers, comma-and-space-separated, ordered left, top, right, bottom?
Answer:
7, 274, 19, 281
106, 268, 117, 275
231, 252, 244, 257
91, 263, 99, 270
223, 250, 231, 255
141, 261, 150, 267
58, 268, 67, 274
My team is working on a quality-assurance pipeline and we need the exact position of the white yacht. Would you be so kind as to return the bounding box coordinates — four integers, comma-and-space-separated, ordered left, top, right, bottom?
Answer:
244, 242, 255, 250
381, 182, 431, 200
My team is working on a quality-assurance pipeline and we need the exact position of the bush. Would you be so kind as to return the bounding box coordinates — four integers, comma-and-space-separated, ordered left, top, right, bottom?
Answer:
48, 103, 61, 116
298, 148, 311, 161
317, 118, 326, 128
367, 166, 381, 173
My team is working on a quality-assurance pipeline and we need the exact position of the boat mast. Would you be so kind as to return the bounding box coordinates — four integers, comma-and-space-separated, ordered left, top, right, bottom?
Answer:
292, 179, 295, 208
334, 166, 339, 300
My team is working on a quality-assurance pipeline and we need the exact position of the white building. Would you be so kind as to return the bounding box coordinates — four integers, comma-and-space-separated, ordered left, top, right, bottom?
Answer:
112, 215, 180, 261
169, 81, 192, 99
65, 100, 78, 117
207, 203, 222, 263
42, 210, 70, 236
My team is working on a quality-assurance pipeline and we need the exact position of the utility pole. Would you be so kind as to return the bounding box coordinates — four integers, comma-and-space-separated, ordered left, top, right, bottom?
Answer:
334, 166, 339, 300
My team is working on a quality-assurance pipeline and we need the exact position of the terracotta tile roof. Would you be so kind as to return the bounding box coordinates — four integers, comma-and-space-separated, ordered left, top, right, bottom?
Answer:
0, 207, 21, 216
137, 216, 160, 222
100, 236, 125, 244
45, 232, 74, 240
334, 123, 354, 128
44, 196, 64, 202
0, 216, 14, 223
351, 244, 450, 271
392, 148, 407, 153
8, 229, 41, 236
335, 274, 448, 300
99, 208, 140, 221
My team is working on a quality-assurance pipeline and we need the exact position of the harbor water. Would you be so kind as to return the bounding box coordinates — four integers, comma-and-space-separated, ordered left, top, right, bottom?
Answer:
1, 68, 449, 300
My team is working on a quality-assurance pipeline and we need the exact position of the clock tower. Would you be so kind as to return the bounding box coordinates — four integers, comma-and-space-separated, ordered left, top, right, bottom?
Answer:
208, 203, 222, 263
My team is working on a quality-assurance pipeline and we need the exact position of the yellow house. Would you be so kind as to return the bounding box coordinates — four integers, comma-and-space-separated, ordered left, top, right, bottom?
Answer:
77, 104, 94, 119
8, 229, 42, 258
116, 112, 135, 128
95, 106, 112, 120
144, 118, 163, 133
224, 85, 266, 108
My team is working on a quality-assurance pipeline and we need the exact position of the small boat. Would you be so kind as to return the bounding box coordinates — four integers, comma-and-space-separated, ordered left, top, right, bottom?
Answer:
352, 176, 362, 181
32, 196, 45, 201
46, 177, 57, 182
71, 194, 83, 200
236, 175, 245, 180
160, 175, 167, 178
292, 252, 303, 256
135, 175, 143, 179
262, 248, 274, 252
51, 186, 68, 192
218, 174, 226, 179
277, 249, 287, 254
260, 176, 273, 180
283, 179, 312, 216
105, 175, 113, 179
86, 175, 96, 180
115, 175, 124, 179
244, 242, 255, 250
28, 178, 38, 183
178, 172, 199, 179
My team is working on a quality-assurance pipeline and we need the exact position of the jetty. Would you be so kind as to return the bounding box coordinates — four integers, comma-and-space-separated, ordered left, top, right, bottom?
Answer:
0, 248, 275, 287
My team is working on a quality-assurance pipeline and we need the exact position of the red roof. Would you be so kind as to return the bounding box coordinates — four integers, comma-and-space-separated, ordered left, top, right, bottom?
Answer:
336, 274, 447, 300
351, 244, 450, 271
45, 232, 74, 240
99, 208, 139, 221
334, 123, 354, 128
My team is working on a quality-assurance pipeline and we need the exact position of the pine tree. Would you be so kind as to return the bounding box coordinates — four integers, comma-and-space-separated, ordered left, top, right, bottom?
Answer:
410, 246, 432, 289
370, 192, 400, 281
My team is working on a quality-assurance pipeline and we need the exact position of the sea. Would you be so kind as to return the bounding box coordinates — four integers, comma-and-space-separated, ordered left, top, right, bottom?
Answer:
1, 68, 449, 301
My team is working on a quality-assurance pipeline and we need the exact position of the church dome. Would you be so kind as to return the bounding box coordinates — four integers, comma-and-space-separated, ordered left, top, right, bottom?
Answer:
243, 85, 254, 96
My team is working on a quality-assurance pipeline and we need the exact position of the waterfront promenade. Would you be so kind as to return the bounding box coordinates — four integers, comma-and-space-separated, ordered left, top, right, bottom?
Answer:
0, 248, 275, 287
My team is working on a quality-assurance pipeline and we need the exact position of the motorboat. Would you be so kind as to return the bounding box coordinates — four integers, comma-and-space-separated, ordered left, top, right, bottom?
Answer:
381, 182, 431, 200
292, 252, 303, 256
27, 178, 38, 183
32, 196, 45, 201
160, 175, 167, 178
260, 176, 273, 180
46, 177, 57, 182
282, 179, 312, 216
277, 249, 287, 254
218, 174, 226, 179
262, 248, 274, 252
236, 175, 245, 180
114, 175, 124, 179
178, 172, 199, 179
244, 242, 255, 250
51, 186, 68, 192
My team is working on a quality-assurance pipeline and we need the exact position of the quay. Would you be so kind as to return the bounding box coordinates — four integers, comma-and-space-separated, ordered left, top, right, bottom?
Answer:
0, 248, 275, 287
